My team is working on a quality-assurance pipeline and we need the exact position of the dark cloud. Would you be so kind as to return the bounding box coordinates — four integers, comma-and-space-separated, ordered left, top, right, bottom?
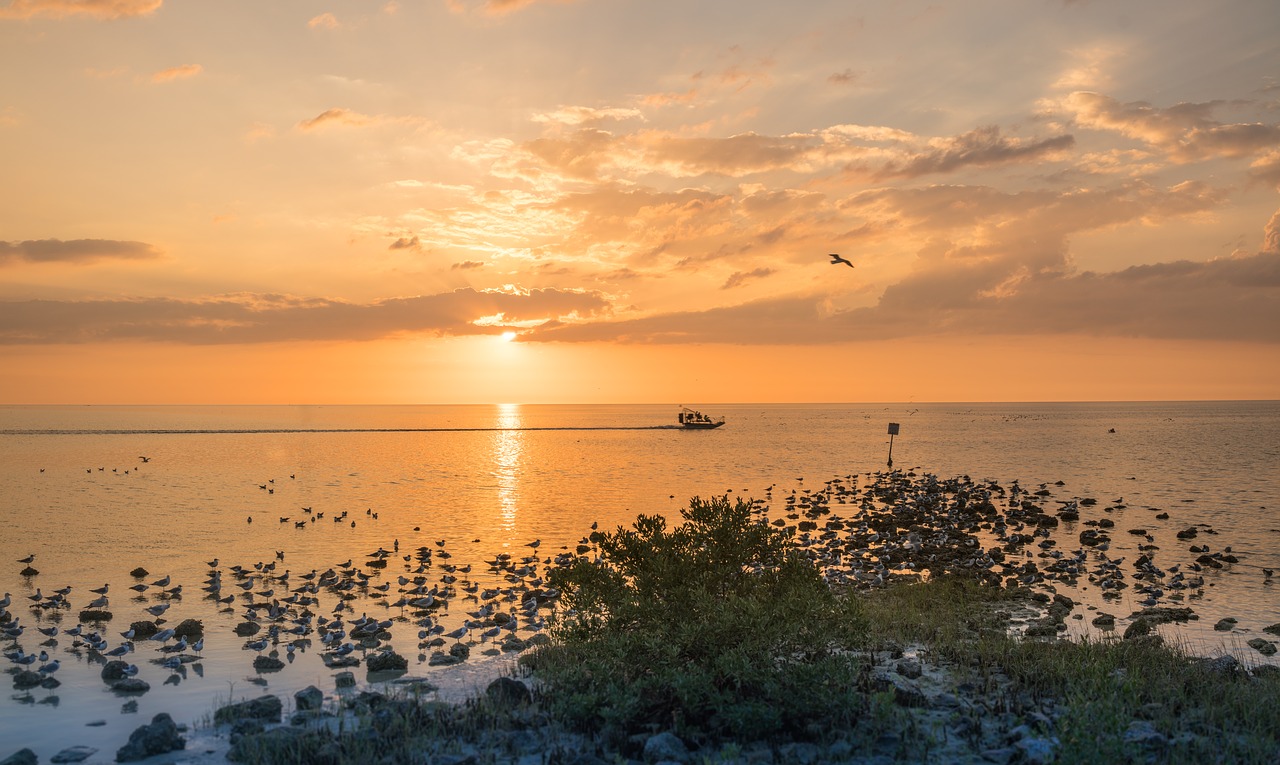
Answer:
0, 238, 161, 265
388, 236, 420, 250
869, 126, 1075, 180
721, 267, 775, 289
523, 252, 1279, 345
0, 287, 610, 344
451, 260, 485, 270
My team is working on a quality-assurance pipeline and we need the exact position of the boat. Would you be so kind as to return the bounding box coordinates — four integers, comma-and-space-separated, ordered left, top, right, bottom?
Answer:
678, 406, 725, 429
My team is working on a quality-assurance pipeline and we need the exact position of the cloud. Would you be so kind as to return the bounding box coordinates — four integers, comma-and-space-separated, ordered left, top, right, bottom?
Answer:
867, 126, 1075, 180
451, 261, 485, 270
0, 238, 160, 265
721, 267, 775, 289
531, 106, 643, 127
295, 107, 427, 132
388, 236, 420, 250
0, 287, 611, 344
296, 108, 376, 131
1264, 209, 1280, 254
307, 12, 338, 29
827, 69, 859, 85
1057, 92, 1280, 163
523, 251, 1280, 345
445, 0, 571, 16
150, 63, 202, 84
0, 0, 162, 19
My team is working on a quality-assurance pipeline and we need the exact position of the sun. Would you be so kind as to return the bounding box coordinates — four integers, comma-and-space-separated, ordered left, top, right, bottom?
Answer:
499, 331, 518, 342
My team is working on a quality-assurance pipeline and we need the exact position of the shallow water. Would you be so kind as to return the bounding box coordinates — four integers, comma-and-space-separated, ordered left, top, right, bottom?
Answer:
1, 402, 1277, 761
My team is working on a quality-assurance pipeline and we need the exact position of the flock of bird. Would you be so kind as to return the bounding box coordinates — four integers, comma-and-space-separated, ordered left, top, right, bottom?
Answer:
2, 525, 564, 705
4, 460, 1268, 714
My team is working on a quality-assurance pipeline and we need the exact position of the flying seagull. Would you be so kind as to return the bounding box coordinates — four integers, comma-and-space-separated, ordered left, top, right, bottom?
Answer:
828, 253, 854, 268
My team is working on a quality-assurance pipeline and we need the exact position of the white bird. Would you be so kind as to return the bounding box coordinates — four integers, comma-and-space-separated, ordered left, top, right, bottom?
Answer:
37, 659, 60, 675
145, 603, 170, 616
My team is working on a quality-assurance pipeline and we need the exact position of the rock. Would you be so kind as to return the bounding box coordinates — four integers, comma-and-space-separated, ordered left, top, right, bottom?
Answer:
173, 618, 204, 639
643, 731, 689, 764
893, 684, 929, 708
486, 677, 531, 709
334, 671, 356, 688
778, 742, 821, 765
0, 749, 38, 765
979, 748, 1017, 765
129, 620, 159, 639
1013, 735, 1059, 765
1124, 720, 1167, 748
50, 745, 98, 763
1214, 618, 1238, 631
1263, 623, 1280, 636
1247, 638, 1277, 656
1079, 529, 1108, 547
115, 713, 185, 762
254, 655, 286, 672
895, 658, 923, 679
448, 642, 471, 661
79, 610, 113, 622
1128, 607, 1196, 625
13, 671, 43, 690
428, 651, 463, 666
1091, 613, 1115, 628
321, 653, 360, 668
366, 650, 408, 672
214, 695, 282, 724
1123, 618, 1155, 640
110, 678, 151, 694
1176, 527, 1198, 539
295, 685, 323, 711
233, 621, 261, 637
1198, 655, 1241, 677
101, 660, 130, 682
19, 566, 38, 576
129, 567, 149, 578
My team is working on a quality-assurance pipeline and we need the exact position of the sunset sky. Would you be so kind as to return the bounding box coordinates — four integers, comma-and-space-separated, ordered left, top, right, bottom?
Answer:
2, 0, 1278, 404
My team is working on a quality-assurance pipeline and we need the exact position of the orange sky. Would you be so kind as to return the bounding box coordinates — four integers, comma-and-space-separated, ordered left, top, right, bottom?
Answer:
1, 0, 1278, 404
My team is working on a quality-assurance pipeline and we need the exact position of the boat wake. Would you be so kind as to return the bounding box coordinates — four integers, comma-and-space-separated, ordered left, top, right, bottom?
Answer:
4, 425, 684, 436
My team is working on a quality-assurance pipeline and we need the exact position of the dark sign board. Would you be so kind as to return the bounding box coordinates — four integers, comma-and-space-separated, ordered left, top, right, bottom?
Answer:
887, 422, 900, 435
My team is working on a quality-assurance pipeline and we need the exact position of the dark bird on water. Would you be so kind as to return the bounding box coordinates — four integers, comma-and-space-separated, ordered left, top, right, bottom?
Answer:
828, 253, 854, 268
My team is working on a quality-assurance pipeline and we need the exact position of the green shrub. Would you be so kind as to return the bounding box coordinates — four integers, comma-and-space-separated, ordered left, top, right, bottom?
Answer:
536, 495, 867, 741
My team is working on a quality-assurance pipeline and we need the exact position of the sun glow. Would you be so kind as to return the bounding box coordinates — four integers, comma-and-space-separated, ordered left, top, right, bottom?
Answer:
500, 331, 518, 342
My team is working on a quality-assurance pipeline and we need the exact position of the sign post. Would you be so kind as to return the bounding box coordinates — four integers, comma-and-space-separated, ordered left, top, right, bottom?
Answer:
886, 422, 900, 468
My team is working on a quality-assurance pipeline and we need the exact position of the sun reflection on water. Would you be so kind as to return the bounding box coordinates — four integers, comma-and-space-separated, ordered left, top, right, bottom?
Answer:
493, 403, 523, 536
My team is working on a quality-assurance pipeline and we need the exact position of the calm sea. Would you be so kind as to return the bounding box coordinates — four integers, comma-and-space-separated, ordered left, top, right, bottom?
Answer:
1, 402, 1277, 759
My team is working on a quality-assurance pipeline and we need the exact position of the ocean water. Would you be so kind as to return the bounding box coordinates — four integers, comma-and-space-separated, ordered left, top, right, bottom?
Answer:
1, 402, 1278, 760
